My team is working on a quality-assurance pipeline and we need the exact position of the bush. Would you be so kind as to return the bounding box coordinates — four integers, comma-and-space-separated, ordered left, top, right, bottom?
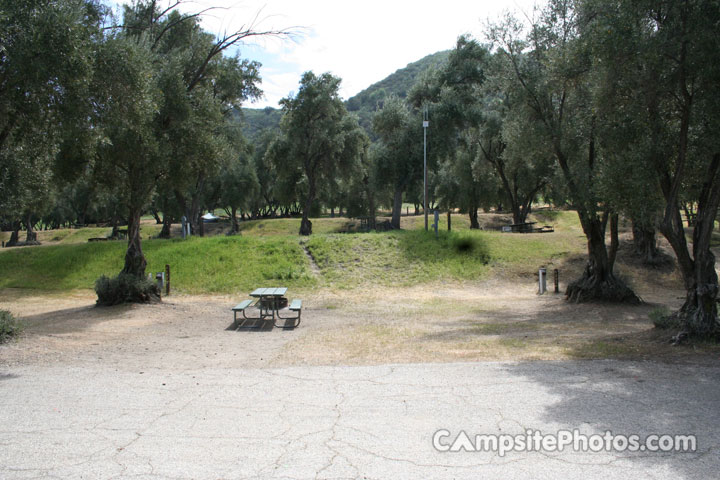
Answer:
95, 273, 161, 306
0, 310, 23, 343
649, 307, 677, 329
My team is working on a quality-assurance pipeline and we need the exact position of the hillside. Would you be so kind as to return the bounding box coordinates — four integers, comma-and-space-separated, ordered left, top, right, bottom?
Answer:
238, 50, 450, 143
345, 50, 450, 134
235, 106, 283, 144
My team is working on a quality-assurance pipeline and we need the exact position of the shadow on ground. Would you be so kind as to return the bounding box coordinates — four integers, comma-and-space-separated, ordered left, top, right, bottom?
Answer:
499, 359, 720, 480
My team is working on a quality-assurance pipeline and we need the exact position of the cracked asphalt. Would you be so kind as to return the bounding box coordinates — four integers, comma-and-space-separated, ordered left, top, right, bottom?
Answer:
1, 359, 719, 479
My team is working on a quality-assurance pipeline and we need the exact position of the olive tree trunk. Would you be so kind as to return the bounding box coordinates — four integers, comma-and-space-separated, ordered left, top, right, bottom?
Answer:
391, 187, 403, 229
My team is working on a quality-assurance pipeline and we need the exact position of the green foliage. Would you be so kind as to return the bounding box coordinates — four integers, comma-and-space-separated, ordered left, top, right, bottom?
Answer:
95, 273, 160, 306
0, 310, 23, 343
268, 71, 368, 234
649, 307, 677, 330
237, 107, 283, 144
347, 51, 450, 135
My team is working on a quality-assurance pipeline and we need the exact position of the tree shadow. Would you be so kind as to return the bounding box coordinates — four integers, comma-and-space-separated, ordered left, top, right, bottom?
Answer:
496, 359, 720, 479
18, 303, 133, 336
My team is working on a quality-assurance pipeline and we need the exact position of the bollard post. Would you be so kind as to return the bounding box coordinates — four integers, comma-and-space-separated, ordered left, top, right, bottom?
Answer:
447, 210, 451, 231
554, 269, 559, 293
165, 264, 170, 296
433, 210, 439, 238
538, 267, 547, 295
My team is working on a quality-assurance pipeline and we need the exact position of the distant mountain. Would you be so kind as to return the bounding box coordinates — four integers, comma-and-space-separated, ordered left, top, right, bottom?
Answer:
345, 50, 450, 132
235, 106, 283, 144
238, 50, 450, 143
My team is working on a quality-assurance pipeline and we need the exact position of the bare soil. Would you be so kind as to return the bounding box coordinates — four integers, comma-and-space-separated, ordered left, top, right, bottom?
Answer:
2, 273, 718, 370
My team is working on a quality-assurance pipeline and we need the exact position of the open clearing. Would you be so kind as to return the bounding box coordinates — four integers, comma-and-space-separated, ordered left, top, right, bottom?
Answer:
1, 212, 719, 478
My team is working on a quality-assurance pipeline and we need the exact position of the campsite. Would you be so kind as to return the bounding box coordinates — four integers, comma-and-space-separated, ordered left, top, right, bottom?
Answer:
1, 0, 720, 478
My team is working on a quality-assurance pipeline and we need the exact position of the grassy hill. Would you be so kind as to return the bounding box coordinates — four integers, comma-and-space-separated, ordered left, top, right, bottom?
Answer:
0, 212, 586, 294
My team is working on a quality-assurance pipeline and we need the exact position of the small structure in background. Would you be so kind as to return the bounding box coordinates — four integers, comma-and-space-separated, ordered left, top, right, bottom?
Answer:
202, 212, 219, 223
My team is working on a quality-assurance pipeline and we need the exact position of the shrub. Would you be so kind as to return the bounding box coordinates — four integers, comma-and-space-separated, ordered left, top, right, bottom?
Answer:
649, 306, 677, 329
0, 310, 22, 343
95, 273, 161, 306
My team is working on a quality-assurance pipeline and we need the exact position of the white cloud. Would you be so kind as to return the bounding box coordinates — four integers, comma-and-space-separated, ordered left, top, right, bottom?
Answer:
110, 0, 543, 107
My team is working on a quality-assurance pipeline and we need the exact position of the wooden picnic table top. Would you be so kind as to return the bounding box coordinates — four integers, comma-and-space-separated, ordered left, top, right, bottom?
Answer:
250, 287, 287, 297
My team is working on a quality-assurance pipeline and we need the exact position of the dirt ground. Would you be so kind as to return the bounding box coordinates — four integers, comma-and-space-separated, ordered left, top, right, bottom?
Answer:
2, 273, 718, 370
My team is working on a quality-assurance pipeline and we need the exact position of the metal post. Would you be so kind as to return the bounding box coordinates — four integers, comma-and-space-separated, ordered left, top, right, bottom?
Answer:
423, 108, 429, 231
165, 264, 170, 296
538, 267, 547, 295
554, 268, 559, 294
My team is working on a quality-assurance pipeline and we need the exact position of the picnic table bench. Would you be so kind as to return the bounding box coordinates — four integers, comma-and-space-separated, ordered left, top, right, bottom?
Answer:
232, 287, 302, 329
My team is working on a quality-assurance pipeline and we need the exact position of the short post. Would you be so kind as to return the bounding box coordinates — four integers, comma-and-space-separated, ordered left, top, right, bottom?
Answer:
155, 272, 165, 292
554, 268, 559, 294
433, 210, 439, 238
165, 264, 170, 296
447, 210, 451, 231
538, 267, 547, 295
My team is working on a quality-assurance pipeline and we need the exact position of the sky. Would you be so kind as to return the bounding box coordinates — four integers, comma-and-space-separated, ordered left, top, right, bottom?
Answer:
112, 0, 542, 108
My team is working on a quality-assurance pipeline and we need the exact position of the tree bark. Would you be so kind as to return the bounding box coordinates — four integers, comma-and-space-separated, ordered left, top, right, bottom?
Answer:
391, 187, 403, 229
660, 154, 720, 337
7, 223, 20, 247
565, 212, 640, 304
468, 207, 479, 229
631, 220, 659, 264
24, 213, 38, 244
299, 179, 316, 236
151, 209, 162, 224
159, 213, 172, 239
121, 208, 147, 278
230, 206, 239, 233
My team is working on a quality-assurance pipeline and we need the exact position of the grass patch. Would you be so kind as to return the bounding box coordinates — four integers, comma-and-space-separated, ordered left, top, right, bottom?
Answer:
0, 235, 315, 294
570, 339, 644, 359
304, 227, 581, 288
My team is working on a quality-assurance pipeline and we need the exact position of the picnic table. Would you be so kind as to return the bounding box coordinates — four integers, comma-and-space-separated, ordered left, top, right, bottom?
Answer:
232, 287, 303, 329
250, 287, 287, 320
502, 221, 537, 233
501, 222, 555, 233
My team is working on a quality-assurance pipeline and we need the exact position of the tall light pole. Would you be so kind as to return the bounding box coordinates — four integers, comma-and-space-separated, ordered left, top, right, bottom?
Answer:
423, 106, 429, 231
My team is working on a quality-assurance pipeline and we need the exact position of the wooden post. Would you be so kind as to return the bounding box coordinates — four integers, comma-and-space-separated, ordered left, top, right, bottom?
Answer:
447, 211, 451, 231
554, 269, 559, 293
165, 264, 170, 296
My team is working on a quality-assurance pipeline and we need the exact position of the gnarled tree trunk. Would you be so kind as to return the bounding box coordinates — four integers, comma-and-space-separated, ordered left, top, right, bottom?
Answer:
566, 211, 640, 304
660, 154, 720, 338
299, 180, 315, 236
468, 207, 479, 229
121, 208, 147, 278
631, 220, 659, 264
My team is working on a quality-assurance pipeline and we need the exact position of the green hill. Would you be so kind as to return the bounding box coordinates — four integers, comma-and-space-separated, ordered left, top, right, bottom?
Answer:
238, 50, 450, 143
235, 106, 283, 144
346, 50, 450, 134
